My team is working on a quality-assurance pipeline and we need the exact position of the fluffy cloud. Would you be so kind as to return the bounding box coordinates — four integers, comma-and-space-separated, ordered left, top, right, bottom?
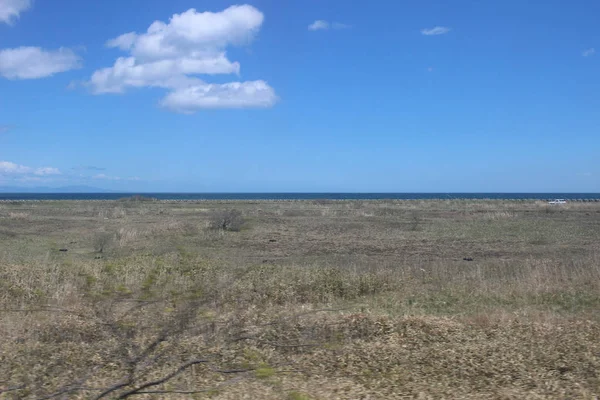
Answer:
89, 5, 277, 112
161, 80, 277, 112
0, 47, 82, 79
0, 161, 30, 174
308, 20, 350, 31
421, 26, 451, 36
0, 161, 61, 176
0, 0, 31, 25
90, 54, 240, 93
582, 48, 596, 57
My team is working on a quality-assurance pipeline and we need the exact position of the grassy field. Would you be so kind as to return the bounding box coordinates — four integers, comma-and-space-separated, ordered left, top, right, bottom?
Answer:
1, 199, 599, 399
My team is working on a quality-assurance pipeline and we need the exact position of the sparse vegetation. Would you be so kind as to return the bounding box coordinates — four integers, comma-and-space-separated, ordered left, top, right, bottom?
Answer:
1, 200, 599, 398
118, 195, 158, 202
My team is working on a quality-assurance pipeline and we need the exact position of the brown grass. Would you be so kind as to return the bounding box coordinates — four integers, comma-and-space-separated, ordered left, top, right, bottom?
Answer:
0, 200, 599, 398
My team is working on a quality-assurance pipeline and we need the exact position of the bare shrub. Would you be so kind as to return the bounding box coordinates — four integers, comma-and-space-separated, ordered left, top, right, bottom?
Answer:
207, 209, 245, 231
111, 207, 127, 219
409, 213, 421, 231
93, 232, 114, 253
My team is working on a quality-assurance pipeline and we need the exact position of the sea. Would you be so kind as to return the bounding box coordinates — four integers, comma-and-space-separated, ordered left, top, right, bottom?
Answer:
0, 193, 599, 201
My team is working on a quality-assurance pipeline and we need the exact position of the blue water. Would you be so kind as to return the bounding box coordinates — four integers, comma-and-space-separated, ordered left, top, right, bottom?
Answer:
0, 193, 599, 201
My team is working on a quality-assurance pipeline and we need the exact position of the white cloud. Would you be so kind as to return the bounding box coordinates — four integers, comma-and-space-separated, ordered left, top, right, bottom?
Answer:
308, 20, 350, 31
421, 26, 451, 36
106, 32, 138, 51
161, 80, 277, 112
0, 47, 82, 79
34, 167, 61, 176
0, 0, 31, 25
0, 161, 61, 176
582, 48, 596, 57
0, 161, 30, 174
105, 6, 264, 60
88, 5, 276, 112
90, 55, 240, 93
308, 20, 329, 31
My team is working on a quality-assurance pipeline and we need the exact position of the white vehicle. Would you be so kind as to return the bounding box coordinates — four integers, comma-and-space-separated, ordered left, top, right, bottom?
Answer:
548, 199, 567, 204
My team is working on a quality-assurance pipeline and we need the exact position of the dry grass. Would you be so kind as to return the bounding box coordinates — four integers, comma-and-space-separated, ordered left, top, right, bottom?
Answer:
1, 200, 599, 398
7, 212, 29, 219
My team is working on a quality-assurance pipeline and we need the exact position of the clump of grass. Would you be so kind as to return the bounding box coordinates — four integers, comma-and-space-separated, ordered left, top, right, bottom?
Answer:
116, 226, 140, 246
287, 391, 312, 400
481, 211, 515, 220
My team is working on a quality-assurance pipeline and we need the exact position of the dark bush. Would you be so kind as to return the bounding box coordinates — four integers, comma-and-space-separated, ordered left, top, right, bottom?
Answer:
93, 231, 113, 253
207, 209, 245, 231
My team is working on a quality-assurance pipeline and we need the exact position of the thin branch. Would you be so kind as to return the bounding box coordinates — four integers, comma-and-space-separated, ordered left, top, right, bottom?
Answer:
133, 389, 214, 395
0, 307, 86, 318
34, 368, 101, 400
0, 384, 25, 394
262, 342, 321, 348
129, 333, 167, 368
129, 376, 245, 396
116, 359, 210, 399
93, 379, 132, 400
210, 368, 252, 374
117, 300, 162, 321
37, 385, 104, 399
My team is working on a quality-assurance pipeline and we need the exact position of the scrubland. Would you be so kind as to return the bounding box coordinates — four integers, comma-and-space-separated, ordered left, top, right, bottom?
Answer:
1, 199, 599, 399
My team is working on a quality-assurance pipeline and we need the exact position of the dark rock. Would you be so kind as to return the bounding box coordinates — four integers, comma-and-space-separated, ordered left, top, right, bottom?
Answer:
463, 257, 473, 261
59, 248, 68, 252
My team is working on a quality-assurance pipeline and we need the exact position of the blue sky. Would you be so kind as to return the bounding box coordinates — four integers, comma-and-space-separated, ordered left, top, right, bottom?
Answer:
0, 0, 598, 192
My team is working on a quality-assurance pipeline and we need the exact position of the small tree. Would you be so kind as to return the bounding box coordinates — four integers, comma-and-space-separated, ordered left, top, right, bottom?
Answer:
208, 209, 245, 232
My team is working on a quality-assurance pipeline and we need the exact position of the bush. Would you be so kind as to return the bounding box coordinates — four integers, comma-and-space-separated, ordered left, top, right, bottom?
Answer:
207, 209, 245, 231
93, 231, 113, 253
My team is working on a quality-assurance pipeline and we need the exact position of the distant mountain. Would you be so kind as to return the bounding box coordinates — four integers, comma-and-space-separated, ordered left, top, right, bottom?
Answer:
0, 185, 114, 193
